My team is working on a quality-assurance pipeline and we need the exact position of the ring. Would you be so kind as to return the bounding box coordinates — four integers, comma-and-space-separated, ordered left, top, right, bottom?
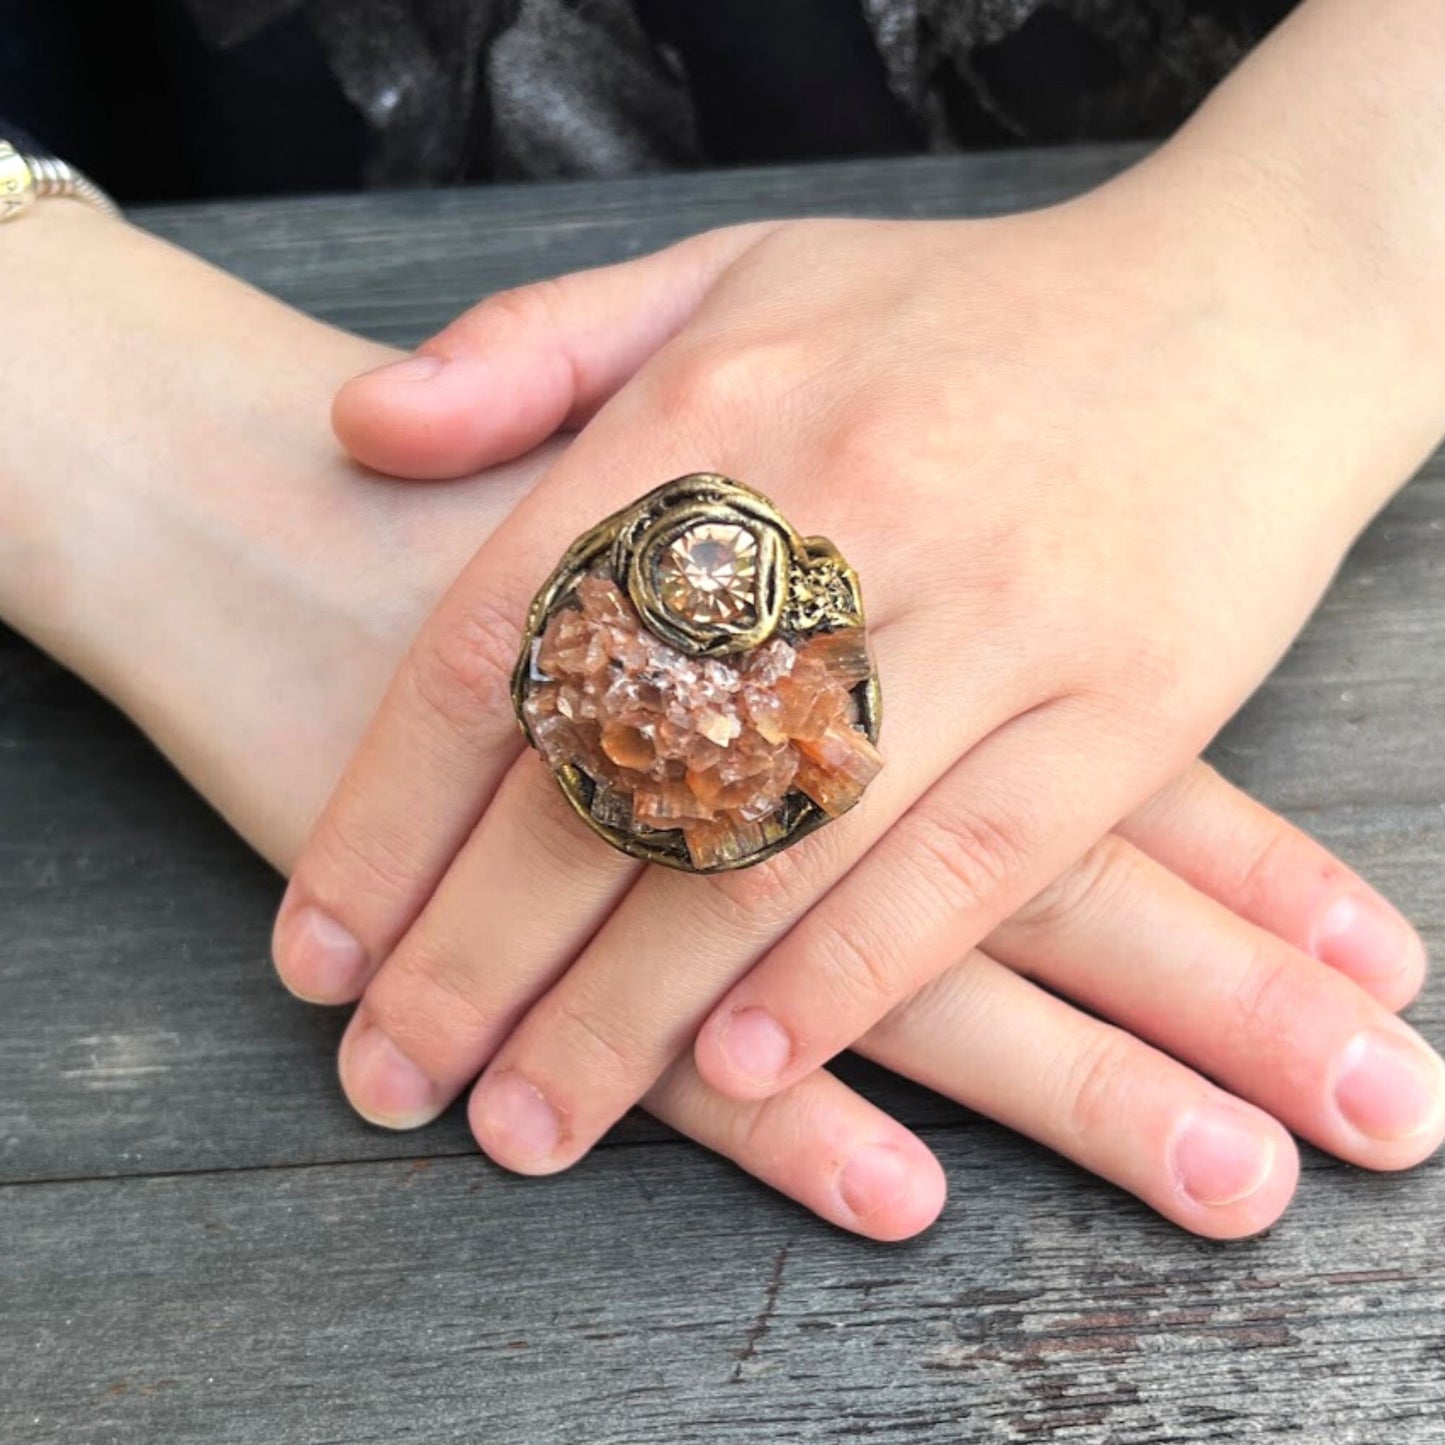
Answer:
511, 473, 882, 873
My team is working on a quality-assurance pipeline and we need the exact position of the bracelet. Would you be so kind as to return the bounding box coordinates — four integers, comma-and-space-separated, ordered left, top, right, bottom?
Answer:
0, 141, 121, 224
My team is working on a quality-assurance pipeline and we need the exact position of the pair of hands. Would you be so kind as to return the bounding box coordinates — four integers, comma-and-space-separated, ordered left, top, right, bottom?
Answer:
270, 180, 1443, 1241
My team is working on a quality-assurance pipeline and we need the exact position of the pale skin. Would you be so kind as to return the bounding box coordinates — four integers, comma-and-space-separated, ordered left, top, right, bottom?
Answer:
268, 0, 1445, 1216
1, 0, 1442, 1244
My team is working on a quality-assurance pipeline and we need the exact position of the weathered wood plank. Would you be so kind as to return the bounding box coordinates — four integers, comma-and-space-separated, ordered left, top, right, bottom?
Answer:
0, 148, 1441, 1184
1, 145, 1443, 1445
137, 145, 1145, 349
2, 1131, 1441, 1445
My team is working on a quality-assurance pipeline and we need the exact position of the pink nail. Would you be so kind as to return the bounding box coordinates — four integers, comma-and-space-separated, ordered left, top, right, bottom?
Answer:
370, 353, 444, 383
344, 1020, 440, 1130
1333, 1030, 1445, 1141
475, 1071, 562, 1163
279, 903, 367, 1001
719, 1007, 793, 1085
839, 1143, 914, 1221
1312, 893, 1415, 982
1170, 1105, 1276, 1207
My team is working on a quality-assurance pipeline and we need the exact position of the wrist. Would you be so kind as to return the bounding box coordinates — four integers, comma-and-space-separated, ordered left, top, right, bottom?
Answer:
1085, 0, 1445, 536
0, 209, 389, 652
1074, 151, 1442, 540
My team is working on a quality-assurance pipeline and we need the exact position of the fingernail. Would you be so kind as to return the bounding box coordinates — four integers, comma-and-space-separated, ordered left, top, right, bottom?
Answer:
1311, 893, 1416, 982
474, 1071, 562, 1164
839, 1143, 914, 1221
1171, 1104, 1276, 1207
368, 353, 444, 384
343, 1019, 441, 1130
719, 1007, 793, 1085
278, 902, 367, 1001
1333, 1030, 1445, 1141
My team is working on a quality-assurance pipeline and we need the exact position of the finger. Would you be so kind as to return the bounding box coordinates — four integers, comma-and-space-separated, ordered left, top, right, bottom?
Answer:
334, 612, 914, 1133
273, 522, 552, 999
335, 758, 639, 1126
990, 833, 1445, 1172
460, 622, 1037, 1174
857, 950, 1299, 1240
277, 357, 918, 1071
337, 746, 948, 1244
1120, 761, 1427, 1008
333, 223, 777, 480
644, 1058, 947, 1242
277, 365, 766, 1010
694, 691, 1177, 1101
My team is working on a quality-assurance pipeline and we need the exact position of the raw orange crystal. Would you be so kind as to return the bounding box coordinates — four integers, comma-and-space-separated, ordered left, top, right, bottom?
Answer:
522, 572, 881, 869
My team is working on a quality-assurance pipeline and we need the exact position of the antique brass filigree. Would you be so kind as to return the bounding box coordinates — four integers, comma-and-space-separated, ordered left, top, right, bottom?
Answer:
511, 474, 881, 873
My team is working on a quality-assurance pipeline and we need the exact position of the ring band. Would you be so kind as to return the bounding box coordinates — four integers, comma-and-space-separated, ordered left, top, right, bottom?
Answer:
511, 474, 882, 873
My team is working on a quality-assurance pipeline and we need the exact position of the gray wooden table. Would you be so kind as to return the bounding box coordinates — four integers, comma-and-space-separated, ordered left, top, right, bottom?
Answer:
3, 145, 1444, 1444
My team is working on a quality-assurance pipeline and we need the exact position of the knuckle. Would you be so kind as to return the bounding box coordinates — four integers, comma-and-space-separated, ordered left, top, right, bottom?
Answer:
1065, 616, 1192, 731
647, 337, 793, 423
808, 910, 900, 1016
1226, 941, 1305, 1055
1062, 1028, 1141, 1144
1120, 630, 1197, 731
365, 949, 494, 1064
1012, 835, 1134, 937
869, 952, 985, 1048
1231, 823, 1329, 920
548, 993, 636, 1087
817, 401, 911, 486
406, 592, 524, 742
305, 816, 417, 911
728, 1090, 790, 1170
705, 836, 824, 931
383, 940, 494, 1033
463, 277, 571, 343
906, 802, 1031, 922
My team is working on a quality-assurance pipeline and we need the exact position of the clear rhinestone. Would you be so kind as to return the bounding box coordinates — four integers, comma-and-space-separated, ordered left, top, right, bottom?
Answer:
656, 523, 758, 625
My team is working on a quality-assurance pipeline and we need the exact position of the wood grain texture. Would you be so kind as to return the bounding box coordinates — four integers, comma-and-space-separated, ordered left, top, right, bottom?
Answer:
138, 146, 1144, 350
1, 146, 1443, 1442
3, 1140, 1442, 1445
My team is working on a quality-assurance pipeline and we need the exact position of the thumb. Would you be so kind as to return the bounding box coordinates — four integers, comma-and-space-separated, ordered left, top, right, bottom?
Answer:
333, 222, 776, 481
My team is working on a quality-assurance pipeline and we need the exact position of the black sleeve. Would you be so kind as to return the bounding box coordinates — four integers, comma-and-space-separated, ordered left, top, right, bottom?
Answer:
0, 0, 129, 167
0, 119, 45, 153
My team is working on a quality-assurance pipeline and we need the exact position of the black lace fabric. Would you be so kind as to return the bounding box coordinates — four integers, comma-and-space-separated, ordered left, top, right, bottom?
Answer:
863, 0, 1294, 145
180, 0, 699, 183
174, 0, 1293, 183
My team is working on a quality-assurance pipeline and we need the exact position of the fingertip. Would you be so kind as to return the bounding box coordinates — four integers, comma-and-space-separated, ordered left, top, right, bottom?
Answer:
468, 1069, 575, 1177
272, 891, 369, 1005
695, 1005, 797, 1103
333, 348, 571, 480
333, 352, 481, 480
1169, 1110, 1300, 1242
1310, 892, 1429, 1012
836, 1138, 948, 1242
338, 1008, 447, 1131
1329, 1027, 1445, 1171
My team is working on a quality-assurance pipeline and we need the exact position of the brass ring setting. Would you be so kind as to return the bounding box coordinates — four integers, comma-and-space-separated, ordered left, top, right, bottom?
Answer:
511, 474, 882, 873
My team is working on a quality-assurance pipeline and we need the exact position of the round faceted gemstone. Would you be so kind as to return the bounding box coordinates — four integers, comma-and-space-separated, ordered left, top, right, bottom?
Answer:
656, 522, 758, 625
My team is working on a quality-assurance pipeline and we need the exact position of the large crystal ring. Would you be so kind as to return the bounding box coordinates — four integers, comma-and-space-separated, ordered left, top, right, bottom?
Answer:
511, 473, 883, 873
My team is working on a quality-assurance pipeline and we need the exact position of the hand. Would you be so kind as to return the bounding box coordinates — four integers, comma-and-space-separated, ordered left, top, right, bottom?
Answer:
10, 206, 1433, 1240
276, 164, 1445, 1200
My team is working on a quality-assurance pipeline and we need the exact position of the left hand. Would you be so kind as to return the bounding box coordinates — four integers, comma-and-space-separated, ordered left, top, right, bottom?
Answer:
275, 178, 1443, 1179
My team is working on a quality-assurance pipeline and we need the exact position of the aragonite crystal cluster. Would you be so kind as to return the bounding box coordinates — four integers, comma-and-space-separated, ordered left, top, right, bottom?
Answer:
522, 572, 882, 869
